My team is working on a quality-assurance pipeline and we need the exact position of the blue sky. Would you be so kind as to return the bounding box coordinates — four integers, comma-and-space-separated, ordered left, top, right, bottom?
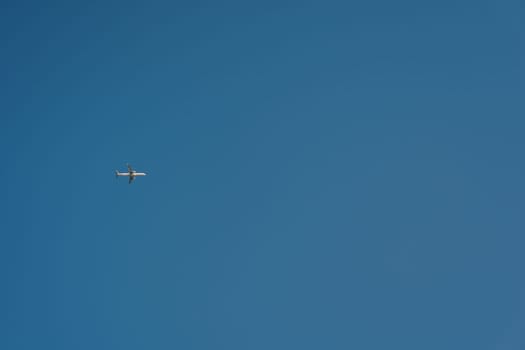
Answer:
1, 1, 523, 349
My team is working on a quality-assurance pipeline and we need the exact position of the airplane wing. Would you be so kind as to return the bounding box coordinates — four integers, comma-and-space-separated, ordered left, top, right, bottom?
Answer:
129, 176, 134, 184
127, 164, 133, 172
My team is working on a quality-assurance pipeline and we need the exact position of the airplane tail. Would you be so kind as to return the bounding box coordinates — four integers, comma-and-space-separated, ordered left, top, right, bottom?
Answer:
115, 170, 119, 178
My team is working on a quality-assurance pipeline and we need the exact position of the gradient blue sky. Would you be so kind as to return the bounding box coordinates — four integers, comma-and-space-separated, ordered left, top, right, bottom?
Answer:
2, 1, 523, 349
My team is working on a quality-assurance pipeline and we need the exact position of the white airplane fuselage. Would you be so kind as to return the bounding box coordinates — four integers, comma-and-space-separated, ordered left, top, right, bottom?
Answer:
116, 172, 147, 177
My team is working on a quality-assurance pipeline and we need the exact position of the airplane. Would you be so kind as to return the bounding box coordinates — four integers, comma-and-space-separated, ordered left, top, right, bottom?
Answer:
115, 164, 147, 184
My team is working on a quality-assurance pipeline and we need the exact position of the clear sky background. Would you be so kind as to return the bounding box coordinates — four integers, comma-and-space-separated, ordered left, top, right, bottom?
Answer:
1, 1, 523, 349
